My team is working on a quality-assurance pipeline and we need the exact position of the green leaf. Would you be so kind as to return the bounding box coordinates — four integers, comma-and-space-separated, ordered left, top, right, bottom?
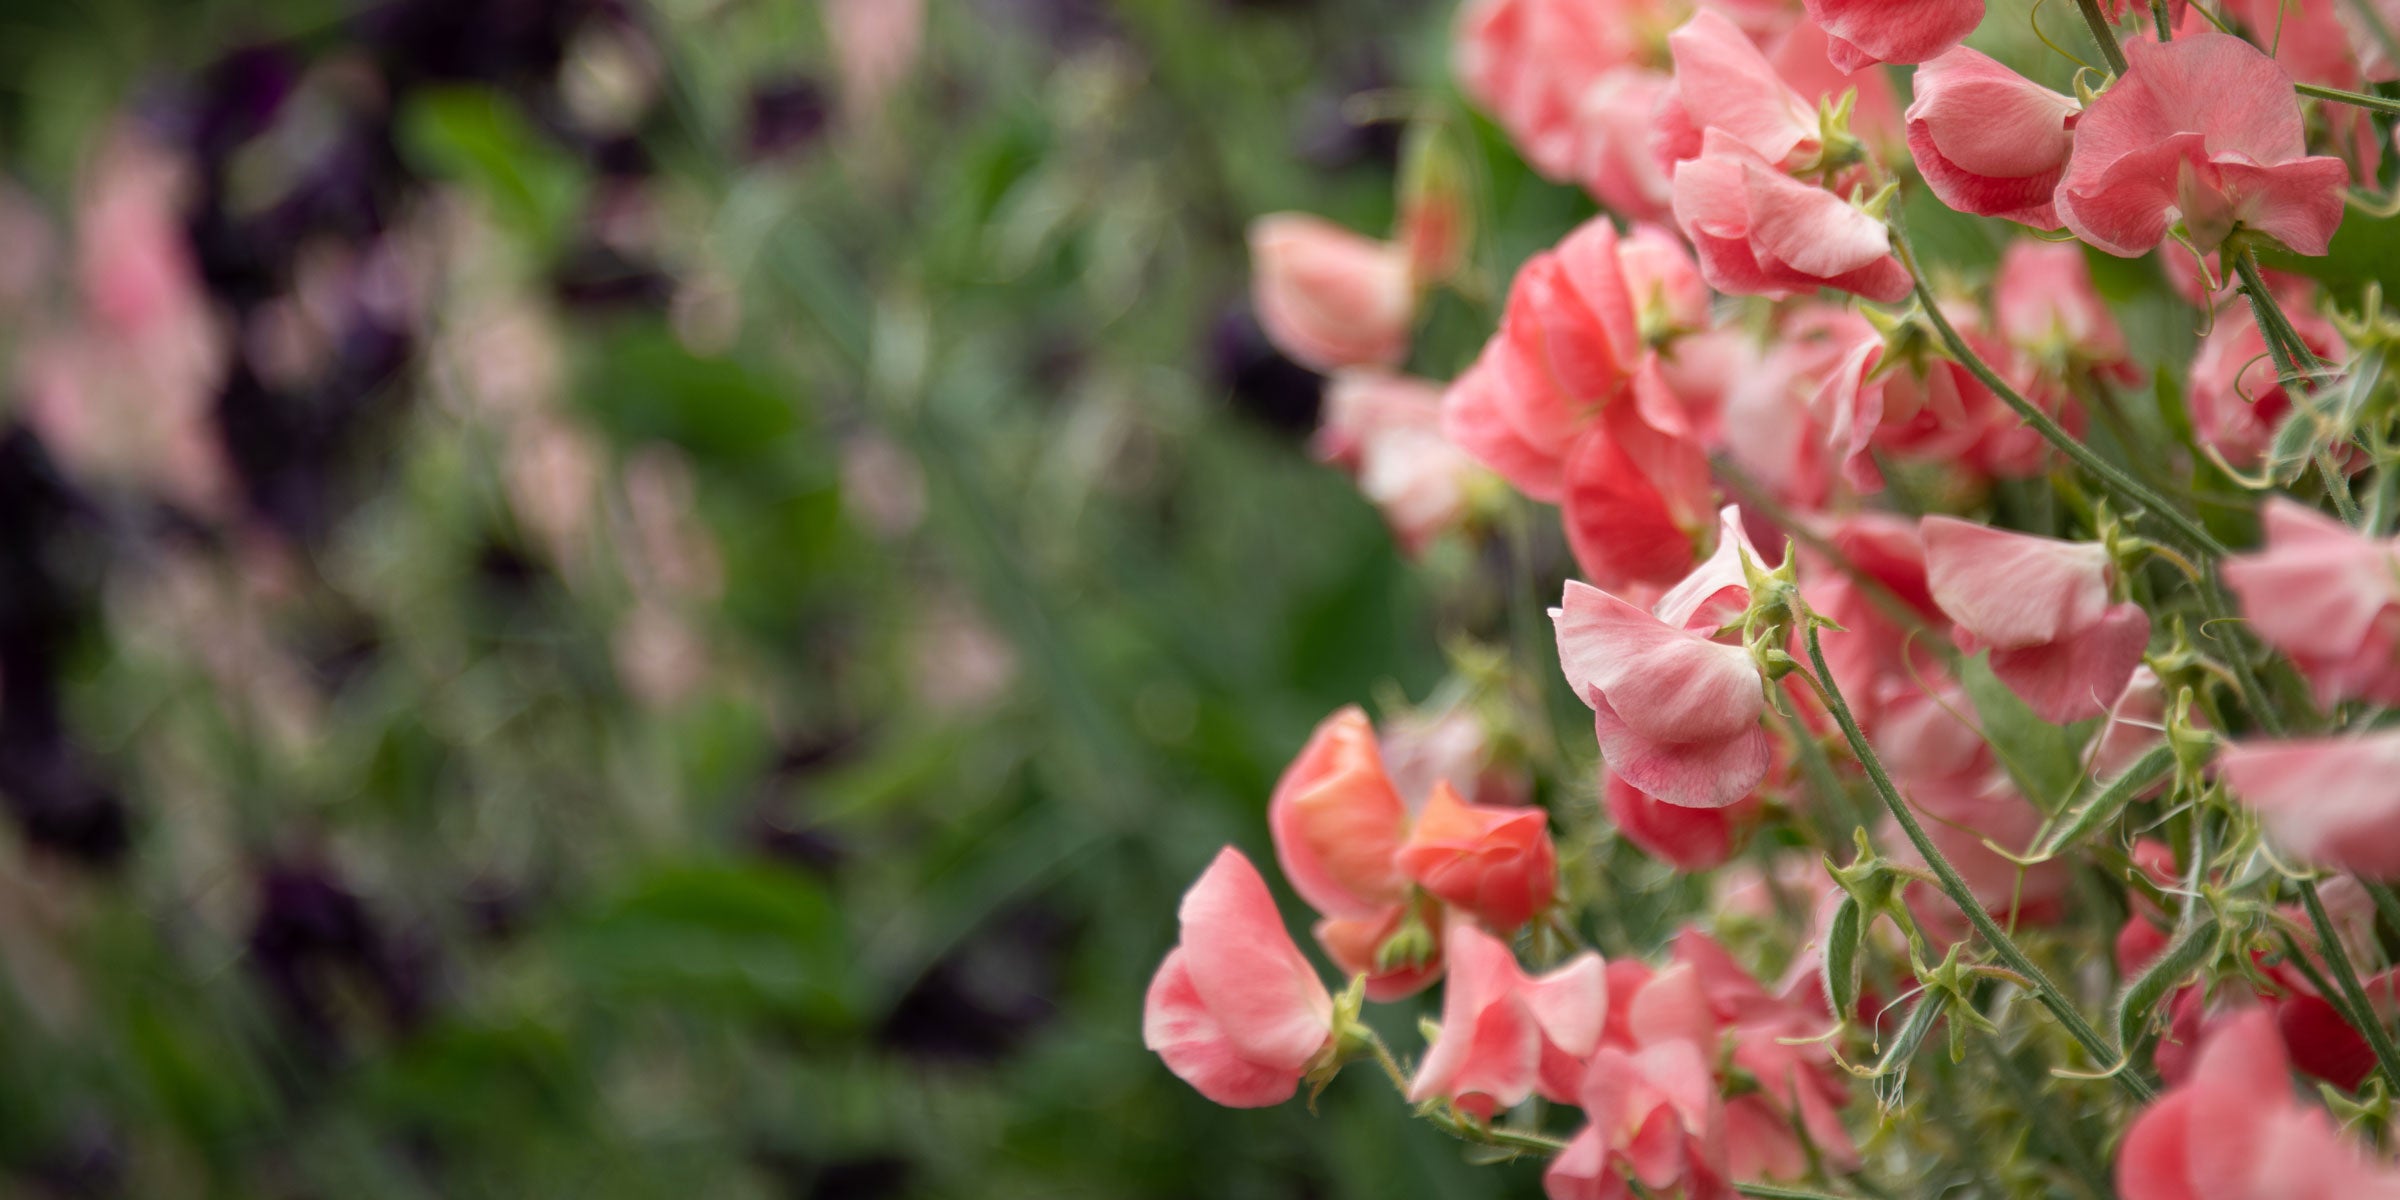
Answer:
396, 87, 586, 252
552, 863, 855, 1027
1958, 653, 2090, 814
2116, 916, 2220, 1055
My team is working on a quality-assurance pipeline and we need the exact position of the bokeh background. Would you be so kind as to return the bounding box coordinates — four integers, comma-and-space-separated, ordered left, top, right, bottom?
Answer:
0, 0, 1601, 1195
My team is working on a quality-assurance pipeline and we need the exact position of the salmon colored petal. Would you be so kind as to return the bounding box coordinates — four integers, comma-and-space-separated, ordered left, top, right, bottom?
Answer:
1268, 707, 1410, 919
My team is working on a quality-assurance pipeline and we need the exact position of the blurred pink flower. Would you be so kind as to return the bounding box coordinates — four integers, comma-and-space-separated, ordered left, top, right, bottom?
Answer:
1247, 214, 1414, 372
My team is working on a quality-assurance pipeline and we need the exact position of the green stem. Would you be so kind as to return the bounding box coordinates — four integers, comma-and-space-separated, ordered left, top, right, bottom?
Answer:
1891, 221, 2228, 560
2231, 248, 2362, 526
2075, 0, 2132, 73
1797, 617, 2157, 1102
1736, 1186, 1857, 1200
2298, 877, 2400, 1092
2298, 81, 2400, 117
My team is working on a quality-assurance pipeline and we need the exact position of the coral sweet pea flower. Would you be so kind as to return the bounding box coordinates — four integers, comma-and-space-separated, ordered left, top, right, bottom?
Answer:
1606, 773, 1761, 871
1554, 509, 1772, 809
1247, 214, 1415, 371
1670, 130, 1912, 303
1905, 47, 2080, 228
2217, 731, 2400, 879
2116, 1010, 2400, 1200
1921, 516, 2151, 723
1652, 10, 1826, 170
1543, 1041, 1730, 1200
1142, 848, 1336, 1108
1397, 781, 1560, 932
1454, 0, 1647, 182
2220, 498, 2400, 707
1440, 218, 1721, 592
1409, 921, 1606, 1115
1802, 0, 1983, 70
2056, 33, 2349, 257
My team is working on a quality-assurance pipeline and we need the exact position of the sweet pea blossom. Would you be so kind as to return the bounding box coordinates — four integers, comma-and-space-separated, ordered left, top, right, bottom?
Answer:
1270, 706, 1556, 997
1554, 509, 1771, 808
2055, 33, 2349, 257
1544, 1041, 1729, 1200
1454, 0, 1646, 181
1314, 370, 1487, 555
1905, 48, 2079, 228
1396, 781, 1559, 933
1653, 10, 1826, 171
1922, 517, 2150, 723
2186, 304, 2351, 472
1409, 921, 1605, 1115
2217, 732, 2400, 878
2220, 498, 2400, 707
1670, 131, 1911, 303
1802, 0, 1982, 70
1440, 218, 1721, 592
1995, 240, 2133, 375
1606, 773, 1761, 871
2116, 1010, 2400, 1199
1247, 214, 1414, 371
1142, 848, 1336, 1108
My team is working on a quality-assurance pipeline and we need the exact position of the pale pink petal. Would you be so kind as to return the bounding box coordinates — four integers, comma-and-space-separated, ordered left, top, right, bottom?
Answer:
1143, 949, 1305, 1108
2218, 732, 2400, 878
1801, 0, 1984, 68
1554, 582, 1766, 745
1178, 848, 1334, 1070
1922, 516, 2113, 647
1981, 602, 2152, 725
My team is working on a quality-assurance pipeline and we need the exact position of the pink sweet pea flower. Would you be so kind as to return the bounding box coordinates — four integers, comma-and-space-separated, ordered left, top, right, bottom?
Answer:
1671, 130, 1912, 303
1397, 781, 1560, 932
2220, 498, 2400, 707
2116, 1010, 2400, 1200
1314, 370, 1487, 555
1247, 214, 1415, 371
1575, 69, 1679, 221
1995, 240, 2134, 376
2186, 303, 2351, 472
1922, 516, 2151, 723
1653, 10, 1825, 170
1554, 510, 1772, 809
1906, 47, 2079, 228
2217, 731, 2400, 878
1143, 848, 1337, 1108
1544, 1041, 1730, 1200
1454, 0, 1650, 181
2056, 33, 2349, 257
1411, 921, 1606, 1116
1607, 773, 1760, 871
1441, 218, 1722, 593
1316, 902, 1447, 1001
1802, 0, 1983, 70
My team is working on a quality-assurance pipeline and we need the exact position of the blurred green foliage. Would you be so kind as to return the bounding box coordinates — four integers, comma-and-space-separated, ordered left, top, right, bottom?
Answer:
0, 0, 1585, 1197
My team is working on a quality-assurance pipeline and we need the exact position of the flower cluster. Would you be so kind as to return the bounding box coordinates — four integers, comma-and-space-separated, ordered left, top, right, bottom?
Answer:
1169, 0, 2400, 1195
